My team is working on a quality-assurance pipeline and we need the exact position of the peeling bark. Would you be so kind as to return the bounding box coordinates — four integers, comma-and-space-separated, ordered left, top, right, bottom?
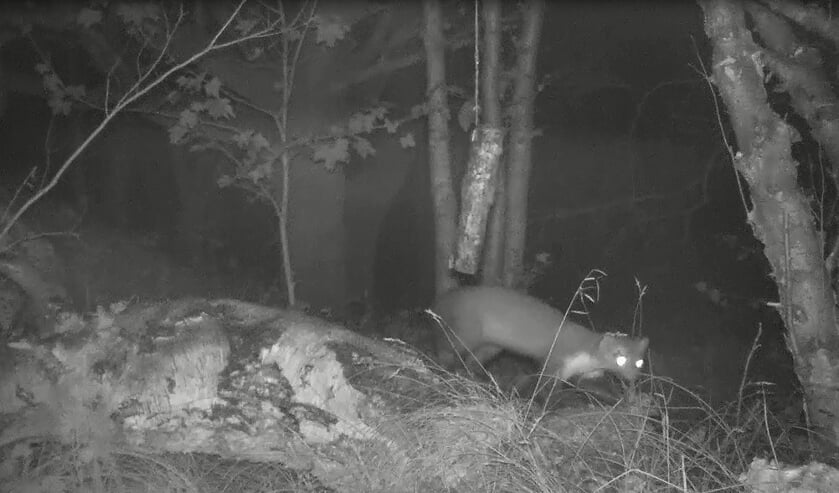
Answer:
0, 298, 433, 490
454, 128, 504, 275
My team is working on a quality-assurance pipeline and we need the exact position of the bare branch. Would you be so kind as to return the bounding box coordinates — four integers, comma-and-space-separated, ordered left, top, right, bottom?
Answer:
0, 0, 280, 242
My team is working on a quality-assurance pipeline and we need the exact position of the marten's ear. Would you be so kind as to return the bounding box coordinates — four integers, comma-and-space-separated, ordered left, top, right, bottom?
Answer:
638, 337, 649, 353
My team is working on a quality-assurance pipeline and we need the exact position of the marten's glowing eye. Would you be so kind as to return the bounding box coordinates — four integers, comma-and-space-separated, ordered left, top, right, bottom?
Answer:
635, 359, 644, 369
616, 355, 627, 367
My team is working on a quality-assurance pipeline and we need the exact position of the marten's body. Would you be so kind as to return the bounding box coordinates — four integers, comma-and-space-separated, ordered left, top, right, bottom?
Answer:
431, 286, 648, 381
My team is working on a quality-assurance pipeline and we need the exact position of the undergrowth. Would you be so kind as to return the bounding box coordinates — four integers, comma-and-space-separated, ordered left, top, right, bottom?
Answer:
362, 372, 783, 492
1, 368, 817, 493
1, 273, 820, 491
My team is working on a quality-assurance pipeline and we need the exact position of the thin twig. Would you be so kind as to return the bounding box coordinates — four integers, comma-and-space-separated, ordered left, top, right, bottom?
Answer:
691, 35, 749, 216
736, 322, 762, 427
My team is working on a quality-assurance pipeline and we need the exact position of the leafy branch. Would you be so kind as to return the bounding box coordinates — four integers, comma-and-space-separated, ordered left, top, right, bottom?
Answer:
1, 0, 285, 243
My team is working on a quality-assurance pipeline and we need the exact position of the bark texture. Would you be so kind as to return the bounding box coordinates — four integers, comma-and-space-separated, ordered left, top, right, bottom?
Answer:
0, 298, 433, 491
503, 0, 544, 288
455, 127, 504, 275
423, 0, 458, 295
747, 1, 839, 274
478, 0, 506, 286
702, 0, 839, 442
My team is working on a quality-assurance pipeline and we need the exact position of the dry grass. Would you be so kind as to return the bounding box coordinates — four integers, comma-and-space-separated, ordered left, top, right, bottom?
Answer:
0, 367, 816, 493
363, 373, 745, 493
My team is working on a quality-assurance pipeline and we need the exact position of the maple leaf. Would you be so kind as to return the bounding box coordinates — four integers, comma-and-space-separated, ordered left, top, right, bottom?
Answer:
384, 119, 399, 133
409, 103, 428, 119
48, 96, 72, 116
178, 108, 198, 129
189, 142, 213, 152
176, 73, 205, 92
233, 130, 254, 148
168, 124, 188, 144
217, 175, 234, 188
352, 136, 375, 159
348, 111, 377, 134
76, 8, 102, 28
204, 77, 222, 98
42, 73, 62, 93
206, 98, 234, 119
235, 17, 258, 35
399, 133, 416, 148
249, 133, 270, 151
115, 3, 161, 28
65, 85, 86, 99
313, 15, 349, 47
371, 106, 387, 119
313, 138, 349, 170
247, 160, 274, 183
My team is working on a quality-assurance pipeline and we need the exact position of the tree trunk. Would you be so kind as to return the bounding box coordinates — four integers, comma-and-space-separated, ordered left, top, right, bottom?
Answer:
479, 0, 505, 286
503, 0, 544, 288
483, 170, 506, 286
701, 0, 839, 443
746, 1, 839, 275
452, 3, 506, 279
422, 0, 458, 296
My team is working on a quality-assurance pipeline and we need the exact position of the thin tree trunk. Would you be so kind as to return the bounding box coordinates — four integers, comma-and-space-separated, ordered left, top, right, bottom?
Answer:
277, 9, 296, 307
278, 151, 295, 307
702, 0, 839, 443
479, 0, 505, 286
483, 169, 506, 286
423, 0, 458, 295
503, 0, 544, 288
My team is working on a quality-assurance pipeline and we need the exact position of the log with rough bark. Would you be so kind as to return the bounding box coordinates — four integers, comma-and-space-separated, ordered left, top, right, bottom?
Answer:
0, 298, 436, 488
454, 126, 504, 275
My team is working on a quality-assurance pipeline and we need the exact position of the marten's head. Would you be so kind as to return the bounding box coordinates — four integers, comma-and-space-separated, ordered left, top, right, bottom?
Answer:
595, 333, 649, 381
